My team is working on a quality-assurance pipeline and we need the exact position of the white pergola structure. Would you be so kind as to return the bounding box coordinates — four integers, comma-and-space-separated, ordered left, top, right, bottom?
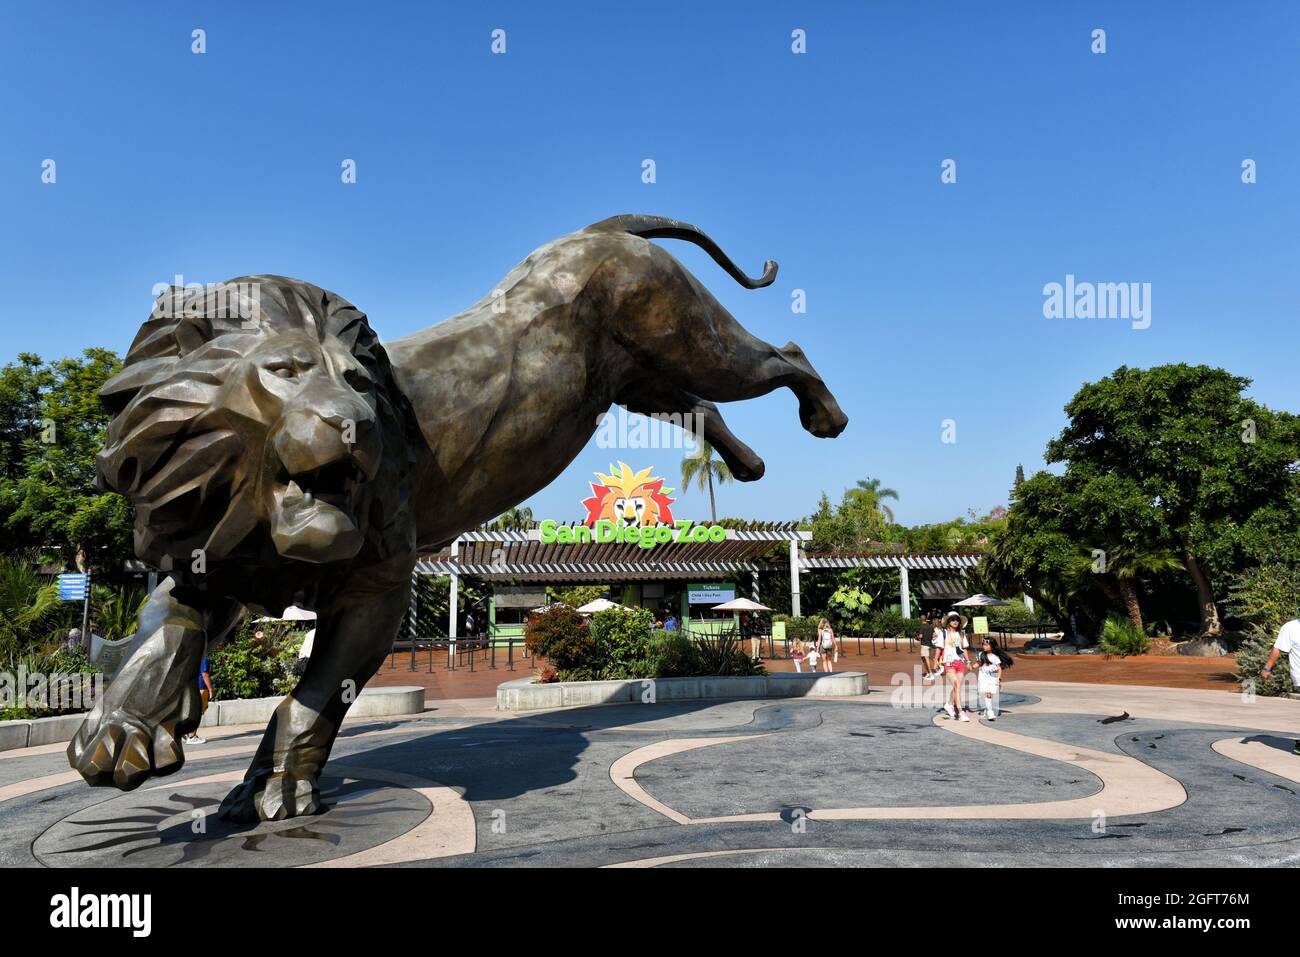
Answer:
793, 552, 983, 619
409, 524, 982, 639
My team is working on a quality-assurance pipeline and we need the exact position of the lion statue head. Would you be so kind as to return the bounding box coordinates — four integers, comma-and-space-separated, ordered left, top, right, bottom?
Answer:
99, 276, 418, 573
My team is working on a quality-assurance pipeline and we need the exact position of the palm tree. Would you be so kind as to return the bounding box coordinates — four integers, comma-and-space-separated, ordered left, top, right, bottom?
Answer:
845, 477, 899, 524
93, 585, 148, 642
1067, 544, 1181, 632
1106, 545, 1183, 632
0, 555, 61, 660
493, 506, 534, 531
680, 442, 733, 524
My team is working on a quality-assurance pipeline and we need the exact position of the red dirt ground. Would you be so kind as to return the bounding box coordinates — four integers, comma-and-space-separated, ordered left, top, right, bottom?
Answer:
370, 638, 1242, 699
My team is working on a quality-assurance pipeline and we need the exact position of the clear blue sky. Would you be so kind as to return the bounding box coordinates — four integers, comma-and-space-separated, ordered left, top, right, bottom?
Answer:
2, 1, 1296, 525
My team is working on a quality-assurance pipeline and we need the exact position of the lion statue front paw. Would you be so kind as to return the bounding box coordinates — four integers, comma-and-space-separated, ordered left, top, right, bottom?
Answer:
67, 707, 189, 791
218, 774, 323, 824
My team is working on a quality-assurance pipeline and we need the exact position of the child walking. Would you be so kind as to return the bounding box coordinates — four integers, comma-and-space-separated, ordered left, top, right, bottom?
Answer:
977, 636, 1014, 720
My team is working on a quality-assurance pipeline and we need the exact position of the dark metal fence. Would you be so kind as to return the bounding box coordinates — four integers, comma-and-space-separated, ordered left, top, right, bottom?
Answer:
389, 626, 535, 673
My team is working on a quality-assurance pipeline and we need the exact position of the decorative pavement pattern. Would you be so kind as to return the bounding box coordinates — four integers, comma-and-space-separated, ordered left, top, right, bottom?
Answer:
3, 680, 1300, 868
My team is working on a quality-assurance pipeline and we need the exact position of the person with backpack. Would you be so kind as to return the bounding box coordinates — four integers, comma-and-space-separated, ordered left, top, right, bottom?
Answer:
816, 618, 838, 672
977, 636, 1013, 720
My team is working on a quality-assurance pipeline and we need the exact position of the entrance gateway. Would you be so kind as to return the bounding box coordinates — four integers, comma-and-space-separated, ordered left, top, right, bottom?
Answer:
405, 523, 981, 643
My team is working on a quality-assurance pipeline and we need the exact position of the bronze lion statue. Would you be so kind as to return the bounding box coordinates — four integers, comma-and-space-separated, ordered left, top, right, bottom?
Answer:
69, 214, 848, 821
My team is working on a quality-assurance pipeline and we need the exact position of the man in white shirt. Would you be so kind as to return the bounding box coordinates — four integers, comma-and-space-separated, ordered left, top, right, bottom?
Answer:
1260, 615, 1300, 756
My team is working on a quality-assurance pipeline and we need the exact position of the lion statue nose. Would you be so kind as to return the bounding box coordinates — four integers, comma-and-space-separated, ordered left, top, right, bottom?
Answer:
272, 410, 379, 479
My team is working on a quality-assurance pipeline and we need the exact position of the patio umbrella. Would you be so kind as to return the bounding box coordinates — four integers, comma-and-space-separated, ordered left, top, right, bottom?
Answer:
710, 597, 773, 612
575, 598, 628, 614
952, 594, 1010, 607
255, 605, 317, 622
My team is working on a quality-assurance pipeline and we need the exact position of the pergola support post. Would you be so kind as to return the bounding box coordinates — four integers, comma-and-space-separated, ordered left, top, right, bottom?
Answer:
409, 567, 419, 671
789, 540, 801, 618
899, 564, 911, 619
449, 539, 459, 665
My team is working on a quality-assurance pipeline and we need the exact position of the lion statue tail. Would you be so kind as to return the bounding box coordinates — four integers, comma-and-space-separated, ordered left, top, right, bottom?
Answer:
586, 214, 778, 289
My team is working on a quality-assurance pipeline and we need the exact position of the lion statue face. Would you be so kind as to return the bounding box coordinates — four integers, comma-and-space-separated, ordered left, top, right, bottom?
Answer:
99, 277, 415, 571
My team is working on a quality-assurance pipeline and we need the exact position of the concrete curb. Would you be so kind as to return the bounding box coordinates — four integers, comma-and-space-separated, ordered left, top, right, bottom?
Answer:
198, 685, 425, 727
496, 671, 869, 712
0, 685, 425, 752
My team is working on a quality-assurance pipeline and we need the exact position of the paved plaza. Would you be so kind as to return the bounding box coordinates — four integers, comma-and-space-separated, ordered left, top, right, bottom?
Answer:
3, 679, 1299, 868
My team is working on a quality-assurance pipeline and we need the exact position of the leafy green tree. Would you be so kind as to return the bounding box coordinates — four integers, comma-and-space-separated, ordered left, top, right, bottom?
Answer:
1046, 364, 1300, 636
809, 484, 891, 552
680, 442, 733, 523
547, 584, 607, 608
0, 354, 47, 485
826, 583, 874, 634
0, 350, 133, 576
982, 472, 1089, 629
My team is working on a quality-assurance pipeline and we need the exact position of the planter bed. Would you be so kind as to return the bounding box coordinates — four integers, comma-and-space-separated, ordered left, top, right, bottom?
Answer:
497, 671, 868, 712
0, 685, 425, 753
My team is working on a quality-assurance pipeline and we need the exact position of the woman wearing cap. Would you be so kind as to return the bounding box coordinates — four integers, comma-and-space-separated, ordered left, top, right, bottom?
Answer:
940, 611, 975, 721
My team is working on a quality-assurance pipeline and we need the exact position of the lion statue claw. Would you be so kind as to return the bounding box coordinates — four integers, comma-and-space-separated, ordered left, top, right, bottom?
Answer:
73, 214, 847, 821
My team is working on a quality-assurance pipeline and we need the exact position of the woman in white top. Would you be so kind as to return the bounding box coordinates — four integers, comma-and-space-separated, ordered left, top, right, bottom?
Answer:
816, 618, 838, 673
940, 612, 974, 721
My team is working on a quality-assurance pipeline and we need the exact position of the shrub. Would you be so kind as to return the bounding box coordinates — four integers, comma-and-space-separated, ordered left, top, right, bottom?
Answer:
1228, 561, 1300, 637
209, 620, 305, 700
528, 605, 765, 681
693, 631, 765, 676
646, 628, 701, 677
1099, 614, 1150, 657
589, 606, 656, 678
864, 608, 910, 637
0, 644, 100, 719
524, 604, 594, 676
982, 598, 1042, 626
773, 615, 819, 643
1235, 628, 1295, 697
0, 555, 61, 661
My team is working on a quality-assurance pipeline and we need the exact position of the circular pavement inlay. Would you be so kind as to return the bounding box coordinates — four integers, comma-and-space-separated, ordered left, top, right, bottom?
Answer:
34, 772, 431, 868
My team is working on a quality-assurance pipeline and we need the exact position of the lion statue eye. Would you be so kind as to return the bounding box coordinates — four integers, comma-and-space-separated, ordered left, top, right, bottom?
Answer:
267, 364, 296, 379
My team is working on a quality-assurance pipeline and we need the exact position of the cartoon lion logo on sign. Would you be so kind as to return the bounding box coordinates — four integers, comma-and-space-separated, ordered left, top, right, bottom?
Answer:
581, 462, 675, 527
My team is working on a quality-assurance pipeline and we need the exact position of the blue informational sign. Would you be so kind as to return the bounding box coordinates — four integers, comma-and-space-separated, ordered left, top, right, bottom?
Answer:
57, 573, 89, 601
